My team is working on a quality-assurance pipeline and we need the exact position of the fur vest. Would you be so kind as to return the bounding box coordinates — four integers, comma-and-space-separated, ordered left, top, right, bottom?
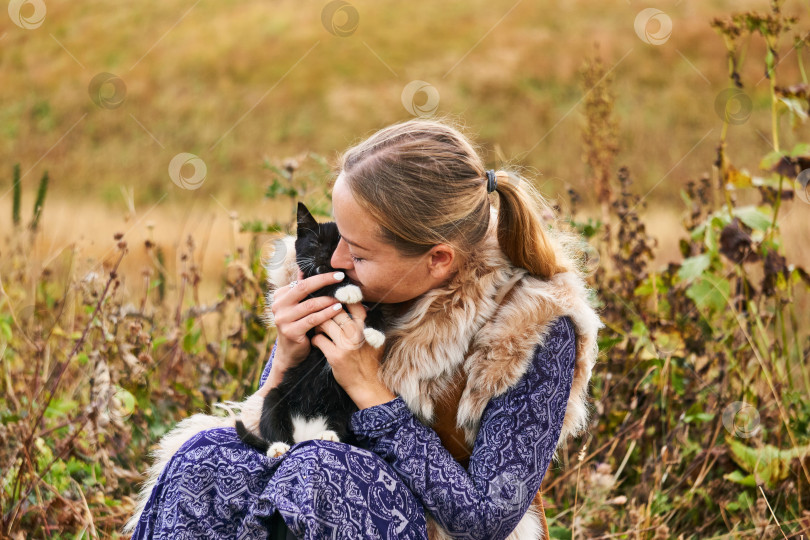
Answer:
264, 206, 603, 539
124, 206, 603, 539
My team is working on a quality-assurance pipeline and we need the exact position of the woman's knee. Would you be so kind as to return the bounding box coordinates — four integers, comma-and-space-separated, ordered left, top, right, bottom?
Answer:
280, 439, 427, 536
165, 426, 273, 507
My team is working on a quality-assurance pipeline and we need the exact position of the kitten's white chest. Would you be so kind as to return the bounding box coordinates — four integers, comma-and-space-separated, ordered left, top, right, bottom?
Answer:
266, 415, 340, 458
291, 414, 338, 443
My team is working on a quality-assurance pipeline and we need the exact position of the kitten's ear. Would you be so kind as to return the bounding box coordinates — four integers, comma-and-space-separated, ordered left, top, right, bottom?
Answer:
296, 202, 319, 233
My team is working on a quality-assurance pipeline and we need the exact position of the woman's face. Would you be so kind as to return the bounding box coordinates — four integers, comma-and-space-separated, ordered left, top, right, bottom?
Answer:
330, 172, 457, 305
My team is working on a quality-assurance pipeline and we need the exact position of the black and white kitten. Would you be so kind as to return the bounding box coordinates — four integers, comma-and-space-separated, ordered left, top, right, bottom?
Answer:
235, 202, 386, 458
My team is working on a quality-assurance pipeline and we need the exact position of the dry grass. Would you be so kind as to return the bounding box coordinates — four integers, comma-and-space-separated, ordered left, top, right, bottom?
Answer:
2, 0, 810, 538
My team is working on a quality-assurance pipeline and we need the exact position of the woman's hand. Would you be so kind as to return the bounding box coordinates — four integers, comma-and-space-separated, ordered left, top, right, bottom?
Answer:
269, 269, 346, 371
312, 303, 397, 410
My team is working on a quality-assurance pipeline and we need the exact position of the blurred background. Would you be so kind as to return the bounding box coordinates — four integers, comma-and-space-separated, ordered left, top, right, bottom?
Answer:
2, 0, 810, 537
3, 0, 808, 302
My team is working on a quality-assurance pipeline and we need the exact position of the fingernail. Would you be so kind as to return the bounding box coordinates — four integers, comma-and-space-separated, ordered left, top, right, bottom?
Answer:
332, 303, 342, 311
333, 272, 344, 281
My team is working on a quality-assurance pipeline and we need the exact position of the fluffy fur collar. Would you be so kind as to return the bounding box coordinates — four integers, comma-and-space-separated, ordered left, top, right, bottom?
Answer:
267, 206, 602, 458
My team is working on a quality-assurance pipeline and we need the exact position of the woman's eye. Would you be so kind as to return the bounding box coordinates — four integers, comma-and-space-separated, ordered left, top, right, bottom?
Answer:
350, 254, 364, 263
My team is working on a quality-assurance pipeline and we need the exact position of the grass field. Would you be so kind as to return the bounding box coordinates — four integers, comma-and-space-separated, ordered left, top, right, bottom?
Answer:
2, 0, 807, 205
2, 0, 810, 537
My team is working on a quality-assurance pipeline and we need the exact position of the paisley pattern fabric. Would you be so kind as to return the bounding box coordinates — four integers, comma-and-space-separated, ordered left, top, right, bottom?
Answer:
130, 316, 576, 539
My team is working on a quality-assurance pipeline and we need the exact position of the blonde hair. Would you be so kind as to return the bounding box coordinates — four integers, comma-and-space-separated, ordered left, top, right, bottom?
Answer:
336, 117, 571, 280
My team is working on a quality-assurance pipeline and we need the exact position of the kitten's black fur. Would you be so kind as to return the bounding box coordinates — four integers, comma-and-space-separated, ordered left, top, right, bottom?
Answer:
235, 202, 386, 454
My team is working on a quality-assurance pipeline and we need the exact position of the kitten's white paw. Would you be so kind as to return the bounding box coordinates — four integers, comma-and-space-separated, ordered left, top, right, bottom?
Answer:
335, 284, 363, 304
318, 430, 340, 442
267, 442, 290, 459
363, 327, 386, 348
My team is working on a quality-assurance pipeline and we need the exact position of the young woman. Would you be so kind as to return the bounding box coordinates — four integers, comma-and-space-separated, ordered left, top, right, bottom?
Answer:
127, 118, 603, 539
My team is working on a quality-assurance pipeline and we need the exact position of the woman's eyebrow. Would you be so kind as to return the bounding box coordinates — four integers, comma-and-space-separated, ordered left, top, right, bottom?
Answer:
341, 234, 370, 252
331, 208, 371, 251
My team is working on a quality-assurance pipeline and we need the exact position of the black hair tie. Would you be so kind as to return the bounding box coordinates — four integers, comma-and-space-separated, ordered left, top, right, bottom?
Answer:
485, 169, 497, 193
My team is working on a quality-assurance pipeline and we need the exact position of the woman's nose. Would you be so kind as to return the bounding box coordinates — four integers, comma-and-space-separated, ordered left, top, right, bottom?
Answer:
330, 238, 354, 270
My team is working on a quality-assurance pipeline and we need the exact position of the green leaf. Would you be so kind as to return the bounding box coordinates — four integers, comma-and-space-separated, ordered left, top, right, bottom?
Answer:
634, 274, 664, 297
630, 320, 650, 340
679, 188, 692, 209
690, 221, 706, 241
686, 274, 730, 313
677, 253, 711, 282
790, 142, 810, 157
152, 336, 168, 351
733, 206, 772, 231
705, 220, 719, 255
724, 469, 758, 487
726, 490, 755, 512
597, 335, 623, 352
630, 321, 657, 359
777, 96, 809, 127
183, 329, 201, 353
695, 412, 715, 422
751, 173, 784, 189
0, 320, 11, 341
759, 150, 784, 171
727, 437, 810, 489
547, 527, 572, 540
45, 398, 78, 419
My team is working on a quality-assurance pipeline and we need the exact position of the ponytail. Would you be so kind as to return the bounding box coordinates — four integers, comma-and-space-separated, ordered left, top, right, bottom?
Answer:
491, 170, 572, 280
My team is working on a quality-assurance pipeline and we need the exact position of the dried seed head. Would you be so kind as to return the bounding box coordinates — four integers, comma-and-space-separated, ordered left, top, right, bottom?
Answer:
283, 158, 299, 173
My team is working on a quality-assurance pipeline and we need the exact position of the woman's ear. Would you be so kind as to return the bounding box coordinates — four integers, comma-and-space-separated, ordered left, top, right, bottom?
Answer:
426, 244, 456, 280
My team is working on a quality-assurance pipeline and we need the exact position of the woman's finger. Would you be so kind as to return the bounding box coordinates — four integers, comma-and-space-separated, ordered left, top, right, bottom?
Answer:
324, 308, 365, 348
282, 271, 345, 304
289, 301, 344, 337
311, 332, 336, 359
278, 295, 340, 327
344, 302, 367, 325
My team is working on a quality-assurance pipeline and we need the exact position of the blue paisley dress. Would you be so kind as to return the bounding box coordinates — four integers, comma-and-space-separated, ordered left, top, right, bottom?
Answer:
130, 316, 577, 539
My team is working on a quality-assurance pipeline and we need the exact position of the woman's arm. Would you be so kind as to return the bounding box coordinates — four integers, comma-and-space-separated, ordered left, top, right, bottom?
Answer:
348, 316, 578, 540
258, 338, 279, 388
